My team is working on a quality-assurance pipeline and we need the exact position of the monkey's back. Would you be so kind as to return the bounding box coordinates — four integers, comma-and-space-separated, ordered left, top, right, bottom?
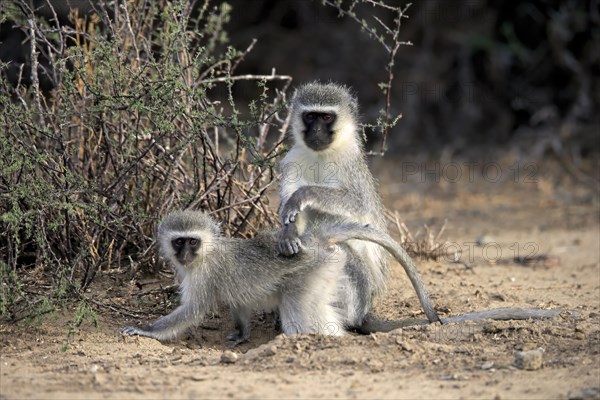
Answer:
208, 233, 340, 307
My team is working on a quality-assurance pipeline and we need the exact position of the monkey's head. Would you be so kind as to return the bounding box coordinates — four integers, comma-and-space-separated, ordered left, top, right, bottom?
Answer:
290, 82, 360, 153
157, 210, 220, 270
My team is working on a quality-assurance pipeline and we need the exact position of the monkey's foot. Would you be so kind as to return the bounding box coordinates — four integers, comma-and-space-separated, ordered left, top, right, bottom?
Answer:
226, 331, 249, 347
121, 326, 151, 337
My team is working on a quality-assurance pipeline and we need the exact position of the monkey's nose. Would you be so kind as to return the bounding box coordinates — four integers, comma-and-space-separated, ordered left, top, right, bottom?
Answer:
178, 253, 193, 265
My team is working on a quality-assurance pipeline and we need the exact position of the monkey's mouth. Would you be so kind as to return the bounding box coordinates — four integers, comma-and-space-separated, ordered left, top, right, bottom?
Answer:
305, 138, 332, 151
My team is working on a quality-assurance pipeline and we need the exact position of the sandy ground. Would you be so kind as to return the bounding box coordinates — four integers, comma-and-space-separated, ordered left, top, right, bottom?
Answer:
1, 158, 599, 399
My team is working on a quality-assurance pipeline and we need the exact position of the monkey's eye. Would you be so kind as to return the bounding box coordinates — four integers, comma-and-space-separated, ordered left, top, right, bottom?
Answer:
321, 114, 333, 122
173, 238, 185, 248
304, 112, 316, 122
189, 238, 199, 247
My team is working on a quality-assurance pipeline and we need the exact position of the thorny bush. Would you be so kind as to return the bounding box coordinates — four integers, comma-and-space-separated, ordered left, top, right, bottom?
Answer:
0, 0, 291, 318
0, 0, 417, 321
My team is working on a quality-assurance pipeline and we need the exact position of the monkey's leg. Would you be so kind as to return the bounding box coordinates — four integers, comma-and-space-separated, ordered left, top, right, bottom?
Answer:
279, 301, 344, 336
226, 306, 252, 347
340, 247, 373, 326
121, 305, 198, 342
322, 223, 441, 323
279, 266, 345, 336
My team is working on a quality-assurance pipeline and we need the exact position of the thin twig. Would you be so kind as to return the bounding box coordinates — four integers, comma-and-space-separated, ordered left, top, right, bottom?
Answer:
201, 73, 292, 84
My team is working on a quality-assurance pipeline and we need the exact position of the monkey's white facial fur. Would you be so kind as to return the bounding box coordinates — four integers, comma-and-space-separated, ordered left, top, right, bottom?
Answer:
291, 82, 360, 154
157, 210, 220, 271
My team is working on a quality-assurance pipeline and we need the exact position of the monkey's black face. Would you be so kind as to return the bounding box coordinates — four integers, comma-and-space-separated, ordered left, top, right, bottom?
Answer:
171, 236, 201, 265
302, 112, 337, 151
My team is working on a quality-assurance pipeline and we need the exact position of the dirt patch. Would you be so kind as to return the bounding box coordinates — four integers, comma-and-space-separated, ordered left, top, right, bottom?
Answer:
1, 160, 599, 399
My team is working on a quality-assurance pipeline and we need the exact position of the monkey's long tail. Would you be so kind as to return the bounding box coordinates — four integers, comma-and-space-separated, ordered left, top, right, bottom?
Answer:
320, 223, 442, 324
356, 307, 563, 333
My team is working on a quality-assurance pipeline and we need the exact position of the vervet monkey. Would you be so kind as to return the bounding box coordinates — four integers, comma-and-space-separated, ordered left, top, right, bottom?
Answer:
278, 81, 441, 326
121, 211, 561, 345
121, 210, 346, 344
121, 211, 442, 344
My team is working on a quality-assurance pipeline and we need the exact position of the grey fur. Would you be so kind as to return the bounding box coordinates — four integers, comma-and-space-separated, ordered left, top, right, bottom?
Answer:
120, 212, 558, 344
291, 82, 359, 119
120, 211, 438, 344
323, 222, 440, 323
121, 210, 348, 344
356, 307, 563, 333
278, 81, 440, 327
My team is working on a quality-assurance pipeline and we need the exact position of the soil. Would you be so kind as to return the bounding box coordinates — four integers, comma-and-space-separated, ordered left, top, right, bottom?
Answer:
1, 158, 599, 399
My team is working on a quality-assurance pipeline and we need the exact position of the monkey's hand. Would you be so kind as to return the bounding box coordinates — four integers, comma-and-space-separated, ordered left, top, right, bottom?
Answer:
121, 325, 154, 338
281, 193, 305, 225
278, 224, 302, 256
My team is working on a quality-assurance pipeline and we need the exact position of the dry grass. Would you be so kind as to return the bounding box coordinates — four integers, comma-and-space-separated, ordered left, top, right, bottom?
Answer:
387, 210, 451, 261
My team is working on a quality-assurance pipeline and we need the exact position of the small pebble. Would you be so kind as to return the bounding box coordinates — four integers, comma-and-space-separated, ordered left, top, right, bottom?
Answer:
220, 350, 239, 364
262, 345, 278, 357
514, 348, 543, 370
481, 361, 494, 370
476, 235, 495, 246
395, 338, 413, 352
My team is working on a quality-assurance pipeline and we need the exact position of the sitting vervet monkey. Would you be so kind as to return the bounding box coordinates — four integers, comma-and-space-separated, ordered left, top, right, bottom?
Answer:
277, 81, 440, 327
276, 82, 560, 332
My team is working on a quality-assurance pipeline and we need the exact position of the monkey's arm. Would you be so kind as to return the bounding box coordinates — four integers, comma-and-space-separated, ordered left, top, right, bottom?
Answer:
121, 303, 201, 341
122, 277, 213, 342
278, 185, 367, 256
280, 186, 366, 225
